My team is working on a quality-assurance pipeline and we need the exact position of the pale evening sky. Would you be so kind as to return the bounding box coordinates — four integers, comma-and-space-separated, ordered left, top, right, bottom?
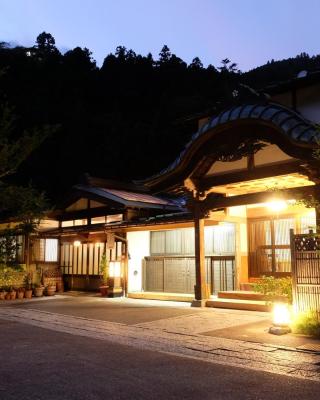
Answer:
0, 0, 319, 71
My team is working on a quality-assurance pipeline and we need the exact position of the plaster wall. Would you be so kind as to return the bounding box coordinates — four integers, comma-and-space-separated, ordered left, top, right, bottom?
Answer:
127, 231, 150, 292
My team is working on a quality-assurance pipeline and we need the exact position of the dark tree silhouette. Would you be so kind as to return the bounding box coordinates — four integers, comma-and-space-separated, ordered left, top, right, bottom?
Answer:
0, 32, 319, 204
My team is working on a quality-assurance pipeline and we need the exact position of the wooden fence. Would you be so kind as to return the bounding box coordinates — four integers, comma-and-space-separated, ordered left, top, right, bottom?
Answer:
290, 229, 320, 319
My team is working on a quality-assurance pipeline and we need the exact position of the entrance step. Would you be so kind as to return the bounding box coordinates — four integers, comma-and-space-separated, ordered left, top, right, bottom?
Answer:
206, 298, 271, 312
218, 290, 268, 301
240, 283, 255, 291
128, 292, 193, 302
218, 290, 288, 302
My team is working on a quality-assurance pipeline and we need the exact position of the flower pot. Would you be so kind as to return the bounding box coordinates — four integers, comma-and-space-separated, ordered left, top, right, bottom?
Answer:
46, 285, 56, 296
34, 287, 44, 297
0, 291, 7, 300
25, 289, 33, 299
56, 281, 64, 293
17, 291, 25, 300
10, 291, 17, 300
99, 285, 109, 296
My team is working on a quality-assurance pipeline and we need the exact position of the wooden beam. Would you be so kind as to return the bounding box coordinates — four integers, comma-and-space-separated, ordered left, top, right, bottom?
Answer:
53, 207, 125, 221
199, 160, 306, 191
200, 184, 318, 212
192, 205, 209, 306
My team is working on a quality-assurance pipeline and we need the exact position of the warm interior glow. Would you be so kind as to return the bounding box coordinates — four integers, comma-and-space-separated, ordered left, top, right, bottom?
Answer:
109, 261, 121, 277
273, 303, 291, 326
73, 240, 81, 247
267, 200, 288, 212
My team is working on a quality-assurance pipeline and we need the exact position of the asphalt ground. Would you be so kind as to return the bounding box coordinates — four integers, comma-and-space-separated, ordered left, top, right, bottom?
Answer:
5, 294, 315, 348
202, 318, 319, 347
2, 319, 320, 400
7, 295, 201, 324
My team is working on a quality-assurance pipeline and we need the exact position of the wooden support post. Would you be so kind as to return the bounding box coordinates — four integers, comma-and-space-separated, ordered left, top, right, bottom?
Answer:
315, 187, 320, 234
24, 233, 30, 271
192, 205, 208, 307
316, 207, 320, 234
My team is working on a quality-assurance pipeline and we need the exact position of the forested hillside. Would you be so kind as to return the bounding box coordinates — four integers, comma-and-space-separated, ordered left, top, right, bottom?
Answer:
1, 32, 319, 201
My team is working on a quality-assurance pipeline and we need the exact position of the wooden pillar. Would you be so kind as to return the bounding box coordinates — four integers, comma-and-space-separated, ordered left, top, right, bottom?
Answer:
313, 186, 320, 233
24, 233, 30, 271
316, 207, 320, 234
192, 205, 208, 307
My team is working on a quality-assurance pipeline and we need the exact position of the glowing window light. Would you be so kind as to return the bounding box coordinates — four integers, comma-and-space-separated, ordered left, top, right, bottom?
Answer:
73, 240, 81, 247
267, 200, 287, 212
272, 303, 291, 327
109, 261, 121, 277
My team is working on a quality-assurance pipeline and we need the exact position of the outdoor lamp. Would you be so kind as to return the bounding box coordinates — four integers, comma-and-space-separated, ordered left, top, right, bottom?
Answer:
267, 200, 287, 212
269, 303, 291, 335
109, 261, 121, 277
73, 240, 81, 247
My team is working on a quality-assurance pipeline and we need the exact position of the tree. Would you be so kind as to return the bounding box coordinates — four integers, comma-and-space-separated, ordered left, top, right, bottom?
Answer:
219, 58, 239, 74
158, 45, 171, 64
0, 66, 57, 269
115, 46, 127, 60
0, 103, 53, 179
64, 47, 96, 72
36, 32, 59, 55
0, 228, 21, 268
189, 57, 203, 70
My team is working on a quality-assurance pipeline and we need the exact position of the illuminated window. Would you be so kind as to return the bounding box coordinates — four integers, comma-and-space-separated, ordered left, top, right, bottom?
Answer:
32, 238, 58, 262
91, 216, 106, 224
61, 219, 87, 227
106, 214, 123, 223
61, 220, 73, 227
74, 219, 87, 226
45, 239, 58, 262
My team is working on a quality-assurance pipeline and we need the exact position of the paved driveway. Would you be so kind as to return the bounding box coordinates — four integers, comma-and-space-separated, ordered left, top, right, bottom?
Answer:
8, 294, 202, 324
2, 294, 320, 382
2, 320, 320, 400
7, 293, 268, 328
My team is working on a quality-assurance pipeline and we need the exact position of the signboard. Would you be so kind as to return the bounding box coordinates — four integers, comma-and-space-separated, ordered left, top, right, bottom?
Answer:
106, 233, 115, 249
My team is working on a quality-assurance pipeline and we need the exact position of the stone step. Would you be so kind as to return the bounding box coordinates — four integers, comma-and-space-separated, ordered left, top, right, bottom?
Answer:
206, 298, 271, 312
218, 290, 268, 301
240, 282, 255, 291
128, 292, 193, 302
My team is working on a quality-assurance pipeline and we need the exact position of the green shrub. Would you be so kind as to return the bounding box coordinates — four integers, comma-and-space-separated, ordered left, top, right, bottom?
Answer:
0, 267, 25, 290
252, 276, 292, 303
99, 253, 109, 285
292, 311, 320, 338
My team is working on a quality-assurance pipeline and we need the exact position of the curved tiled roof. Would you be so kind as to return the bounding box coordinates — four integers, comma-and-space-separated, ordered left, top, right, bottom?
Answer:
140, 102, 320, 188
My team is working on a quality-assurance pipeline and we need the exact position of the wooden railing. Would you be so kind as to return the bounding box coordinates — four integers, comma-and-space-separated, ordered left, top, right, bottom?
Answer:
290, 229, 320, 318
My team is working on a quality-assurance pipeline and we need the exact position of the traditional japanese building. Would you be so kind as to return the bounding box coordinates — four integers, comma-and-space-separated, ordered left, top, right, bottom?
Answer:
2, 71, 320, 307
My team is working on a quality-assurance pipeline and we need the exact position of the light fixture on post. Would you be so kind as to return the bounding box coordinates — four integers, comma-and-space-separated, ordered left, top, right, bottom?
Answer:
267, 199, 287, 212
107, 261, 123, 298
269, 303, 291, 335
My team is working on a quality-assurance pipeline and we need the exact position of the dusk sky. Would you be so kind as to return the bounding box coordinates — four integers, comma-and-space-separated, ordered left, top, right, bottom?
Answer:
1, 0, 319, 71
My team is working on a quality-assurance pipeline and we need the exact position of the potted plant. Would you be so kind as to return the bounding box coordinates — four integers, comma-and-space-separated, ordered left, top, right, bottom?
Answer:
56, 279, 64, 293
45, 282, 56, 296
9, 287, 17, 300
17, 287, 25, 299
24, 273, 33, 299
34, 284, 45, 297
99, 253, 109, 296
0, 288, 7, 300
